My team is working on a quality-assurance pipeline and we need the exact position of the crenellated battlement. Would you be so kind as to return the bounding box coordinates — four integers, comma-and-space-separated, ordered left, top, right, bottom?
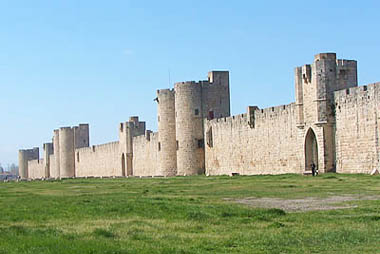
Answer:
334, 82, 380, 104
314, 52, 337, 61
18, 53, 380, 179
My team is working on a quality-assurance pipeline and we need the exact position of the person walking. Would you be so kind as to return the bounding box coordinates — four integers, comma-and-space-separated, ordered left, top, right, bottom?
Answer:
311, 163, 316, 176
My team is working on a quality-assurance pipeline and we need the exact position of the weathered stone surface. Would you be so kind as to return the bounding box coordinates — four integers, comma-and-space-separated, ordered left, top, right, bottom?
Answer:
18, 53, 380, 179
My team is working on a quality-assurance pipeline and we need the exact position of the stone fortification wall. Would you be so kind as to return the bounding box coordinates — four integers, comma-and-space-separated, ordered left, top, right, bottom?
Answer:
334, 83, 380, 173
205, 103, 302, 175
28, 159, 45, 179
49, 154, 57, 178
133, 131, 159, 176
75, 141, 121, 177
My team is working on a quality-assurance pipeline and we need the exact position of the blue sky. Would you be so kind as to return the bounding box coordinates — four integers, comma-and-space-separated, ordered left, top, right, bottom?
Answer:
1, 0, 379, 165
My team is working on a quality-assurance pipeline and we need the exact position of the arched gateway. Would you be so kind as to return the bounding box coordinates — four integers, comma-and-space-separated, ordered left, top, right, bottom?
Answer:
305, 128, 318, 171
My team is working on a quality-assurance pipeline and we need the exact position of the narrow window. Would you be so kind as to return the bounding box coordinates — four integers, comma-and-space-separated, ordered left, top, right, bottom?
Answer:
195, 109, 199, 116
158, 116, 160, 122
176, 140, 179, 150
346, 89, 350, 95
302, 74, 307, 83
158, 142, 161, 151
197, 139, 204, 148
363, 86, 367, 91
77, 152, 80, 163
206, 128, 213, 148
208, 111, 214, 120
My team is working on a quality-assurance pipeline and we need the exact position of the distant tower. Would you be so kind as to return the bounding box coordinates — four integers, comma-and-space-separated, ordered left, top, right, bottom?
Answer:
157, 89, 177, 176
119, 117, 146, 176
204, 71, 230, 118
59, 127, 75, 178
18, 147, 39, 179
43, 143, 53, 178
74, 124, 90, 149
52, 129, 60, 178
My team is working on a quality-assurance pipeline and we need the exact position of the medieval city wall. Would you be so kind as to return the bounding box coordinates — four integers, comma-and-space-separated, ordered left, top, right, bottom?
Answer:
334, 83, 380, 173
132, 132, 159, 176
205, 103, 303, 175
75, 141, 121, 177
49, 154, 58, 178
28, 159, 45, 179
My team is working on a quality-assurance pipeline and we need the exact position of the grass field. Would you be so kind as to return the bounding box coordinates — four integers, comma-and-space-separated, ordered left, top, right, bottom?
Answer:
0, 174, 379, 254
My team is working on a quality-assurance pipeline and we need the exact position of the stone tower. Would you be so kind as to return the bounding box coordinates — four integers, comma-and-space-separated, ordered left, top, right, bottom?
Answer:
43, 143, 53, 178
18, 147, 39, 179
57, 124, 90, 178
175, 81, 204, 176
74, 124, 90, 149
157, 89, 177, 176
59, 127, 75, 178
174, 71, 230, 176
52, 129, 60, 178
295, 53, 357, 172
119, 117, 146, 176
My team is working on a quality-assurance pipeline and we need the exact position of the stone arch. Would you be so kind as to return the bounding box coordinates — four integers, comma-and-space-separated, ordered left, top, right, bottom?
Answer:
121, 153, 126, 177
305, 128, 318, 171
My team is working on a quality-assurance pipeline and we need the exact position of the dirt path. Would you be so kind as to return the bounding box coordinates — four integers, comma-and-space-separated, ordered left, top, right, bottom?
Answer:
227, 195, 380, 212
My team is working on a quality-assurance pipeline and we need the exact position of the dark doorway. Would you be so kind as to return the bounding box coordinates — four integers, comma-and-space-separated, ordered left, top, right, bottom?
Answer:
305, 128, 318, 171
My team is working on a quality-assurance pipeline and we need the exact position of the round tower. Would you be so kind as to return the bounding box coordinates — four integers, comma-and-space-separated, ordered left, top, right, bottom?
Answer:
174, 81, 204, 176
18, 148, 39, 179
53, 129, 60, 178
157, 89, 177, 176
18, 150, 28, 179
59, 127, 75, 178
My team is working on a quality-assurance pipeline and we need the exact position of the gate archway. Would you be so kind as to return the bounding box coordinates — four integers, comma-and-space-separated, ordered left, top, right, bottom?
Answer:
305, 128, 318, 171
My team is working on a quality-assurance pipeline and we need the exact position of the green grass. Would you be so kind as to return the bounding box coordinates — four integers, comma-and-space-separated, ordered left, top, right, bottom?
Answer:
0, 174, 379, 253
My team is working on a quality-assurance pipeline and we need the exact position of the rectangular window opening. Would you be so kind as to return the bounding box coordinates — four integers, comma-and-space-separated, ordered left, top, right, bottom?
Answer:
197, 139, 204, 149
208, 111, 214, 120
